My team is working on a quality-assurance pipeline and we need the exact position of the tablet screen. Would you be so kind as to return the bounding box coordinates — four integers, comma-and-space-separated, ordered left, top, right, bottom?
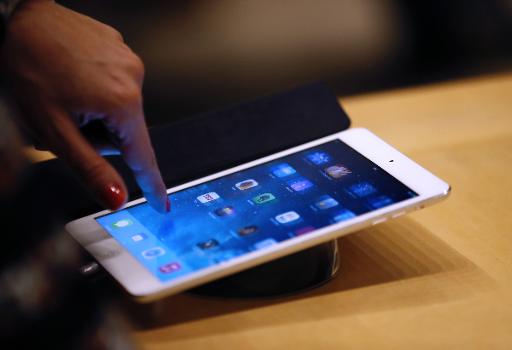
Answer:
96, 140, 417, 281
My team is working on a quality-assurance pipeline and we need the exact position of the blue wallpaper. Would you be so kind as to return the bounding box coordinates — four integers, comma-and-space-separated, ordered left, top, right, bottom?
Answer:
97, 140, 417, 281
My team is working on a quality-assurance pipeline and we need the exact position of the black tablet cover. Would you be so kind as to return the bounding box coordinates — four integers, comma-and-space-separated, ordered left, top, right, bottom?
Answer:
31, 83, 351, 220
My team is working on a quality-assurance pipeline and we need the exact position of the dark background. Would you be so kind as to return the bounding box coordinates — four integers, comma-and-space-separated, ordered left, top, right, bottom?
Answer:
59, 0, 512, 126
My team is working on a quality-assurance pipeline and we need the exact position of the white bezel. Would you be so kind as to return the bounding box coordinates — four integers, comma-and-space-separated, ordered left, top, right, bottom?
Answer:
65, 128, 450, 302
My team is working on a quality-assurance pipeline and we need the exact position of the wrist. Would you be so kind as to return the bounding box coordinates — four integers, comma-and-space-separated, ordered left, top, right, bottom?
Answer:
0, 0, 55, 66
0, 0, 24, 44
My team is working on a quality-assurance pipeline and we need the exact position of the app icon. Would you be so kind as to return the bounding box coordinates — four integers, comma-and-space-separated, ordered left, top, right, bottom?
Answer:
197, 192, 220, 204
333, 209, 356, 222
213, 250, 244, 264
112, 219, 133, 229
295, 226, 316, 236
197, 239, 219, 250
159, 262, 181, 274
314, 195, 339, 210
237, 225, 259, 236
213, 206, 235, 217
254, 238, 277, 250
325, 164, 352, 179
271, 163, 296, 177
235, 179, 258, 190
252, 193, 276, 204
275, 211, 301, 224
287, 177, 314, 192
306, 151, 331, 165
142, 247, 165, 259
131, 233, 147, 242
369, 196, 393, 209
349, 182, 377, 197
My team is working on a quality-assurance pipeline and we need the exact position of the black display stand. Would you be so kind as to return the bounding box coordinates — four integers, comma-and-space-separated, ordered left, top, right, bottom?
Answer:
34, 83, 351, 298
190, 239, 340, 298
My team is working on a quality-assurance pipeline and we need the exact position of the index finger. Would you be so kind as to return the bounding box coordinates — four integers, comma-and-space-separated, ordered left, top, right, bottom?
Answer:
115, 107, 169, 213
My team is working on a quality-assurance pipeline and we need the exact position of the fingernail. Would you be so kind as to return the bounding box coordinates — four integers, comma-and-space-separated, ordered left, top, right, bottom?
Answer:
166, 198, 171, 213
102, 182, 126, 210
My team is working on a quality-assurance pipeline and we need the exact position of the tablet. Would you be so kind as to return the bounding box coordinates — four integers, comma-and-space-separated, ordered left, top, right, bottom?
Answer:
66, 128, 450, 301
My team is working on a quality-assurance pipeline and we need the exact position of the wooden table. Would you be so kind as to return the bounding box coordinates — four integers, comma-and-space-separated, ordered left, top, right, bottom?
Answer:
130, 72, 512, 349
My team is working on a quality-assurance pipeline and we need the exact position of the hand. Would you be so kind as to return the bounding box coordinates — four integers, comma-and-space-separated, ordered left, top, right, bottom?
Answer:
1, 0, 169, 212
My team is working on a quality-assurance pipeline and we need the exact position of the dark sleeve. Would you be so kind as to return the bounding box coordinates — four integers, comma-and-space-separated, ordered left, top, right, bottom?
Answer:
0, 168, 135, 349
0, 0, 23, 43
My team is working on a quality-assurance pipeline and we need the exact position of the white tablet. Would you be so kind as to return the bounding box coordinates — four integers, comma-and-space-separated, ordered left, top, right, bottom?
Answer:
66, 128, 450, 302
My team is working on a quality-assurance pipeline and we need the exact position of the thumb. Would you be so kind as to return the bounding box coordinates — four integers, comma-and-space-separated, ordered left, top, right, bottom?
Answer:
43, 105, 128, 210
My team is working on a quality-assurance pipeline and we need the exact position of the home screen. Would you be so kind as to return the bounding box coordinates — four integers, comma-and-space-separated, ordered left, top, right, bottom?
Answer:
96, 140, 417, 282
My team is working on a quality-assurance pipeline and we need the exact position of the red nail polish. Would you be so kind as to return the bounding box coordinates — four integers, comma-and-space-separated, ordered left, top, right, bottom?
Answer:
102, 182, 126, 210
166, 198, 171, 212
